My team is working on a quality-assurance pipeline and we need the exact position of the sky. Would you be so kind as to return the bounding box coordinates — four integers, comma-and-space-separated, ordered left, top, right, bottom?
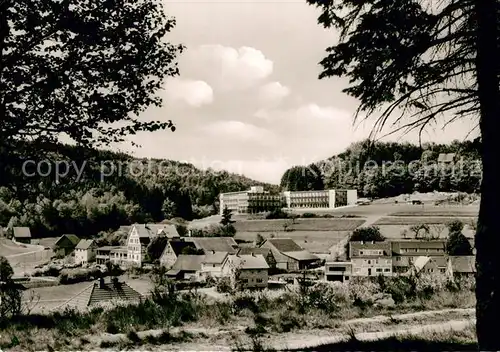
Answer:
113, 0, 479, 184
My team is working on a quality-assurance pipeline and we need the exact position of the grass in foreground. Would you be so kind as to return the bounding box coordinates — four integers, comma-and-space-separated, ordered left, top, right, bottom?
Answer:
390, 211, 478, 217
0, 275, 476, 351
374, 217, 475, 226
291, 323, 477, 351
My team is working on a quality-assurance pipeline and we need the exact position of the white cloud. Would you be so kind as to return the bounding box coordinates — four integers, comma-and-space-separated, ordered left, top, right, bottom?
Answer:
183, 45, 273, 90
203, 120, 276, 144
258, 81, 290, 105
165, 78, 214, 107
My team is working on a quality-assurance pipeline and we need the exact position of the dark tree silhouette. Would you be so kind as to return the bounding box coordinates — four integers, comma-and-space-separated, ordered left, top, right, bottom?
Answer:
345, 226, 386, 259
446, 231, 473, 256
280, 164, 324, 191
307, 0, 496, 347
0, 0, 182, 195
220, 206, 235, 226
350, 226, 385, 242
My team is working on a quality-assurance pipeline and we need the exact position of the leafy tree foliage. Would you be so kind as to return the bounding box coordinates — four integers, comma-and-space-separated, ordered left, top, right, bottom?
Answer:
190, 223, 237, 238
282, 139, 481, 197
280, 164, 324, 191
306, 0, 496, 347
0, 147, 271, 239
345, 226, 385, 259
220, 206, 235, 226
1, 0, 180, 149
350, 226, 386, 243
161, 199, 177, 220
0, 257, 21, 321
175, 224, 189, 237
181, 247, 204, 255
446, 220, 473, 256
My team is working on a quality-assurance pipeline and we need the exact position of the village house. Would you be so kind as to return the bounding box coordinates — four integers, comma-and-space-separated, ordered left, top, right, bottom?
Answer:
197, 251, 229, 281
110, 247, 128, 267
159, 239, 198, 268
96, 246, 120, 265
446, 255, 476, 280
126, 224, 155, 267
13, 227, 32, 244
350, 241, 393, 277
236, 247, 276, 268
74, 239, 98, 265
390, 239, 447, 273
125, 223, 182, 267
325, 259, 352, 282
166, 255, 205, 280
260, 238, 319, 271
187, 237, 239, 254
408, 256, 447, 276
224, 253, 269, 290
53, 234, 81, 257
145, 224, 180, 239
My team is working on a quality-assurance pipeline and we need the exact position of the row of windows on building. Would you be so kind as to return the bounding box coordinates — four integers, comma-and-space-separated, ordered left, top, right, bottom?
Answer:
399, 248, 444, 253
354, 268, 391, 273
358, 248, 444, 256
289, 204, 330, 208
357, 259, 392, 265
289, 193, 329, 198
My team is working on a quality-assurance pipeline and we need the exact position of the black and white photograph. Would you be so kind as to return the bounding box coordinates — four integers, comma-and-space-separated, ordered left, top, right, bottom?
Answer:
0, 0, 496, 350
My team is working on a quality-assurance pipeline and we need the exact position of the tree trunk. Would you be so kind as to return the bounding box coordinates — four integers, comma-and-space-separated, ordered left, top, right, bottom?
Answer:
0, 0, 9, 126
474, 0, 500, 350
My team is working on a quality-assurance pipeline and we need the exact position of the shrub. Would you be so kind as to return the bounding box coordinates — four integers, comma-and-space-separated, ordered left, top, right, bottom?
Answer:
232, 294, 259, 314
216, 277, 232, 293
59, 267, 102, 285
299, 282, 341, 313
265, 209, 289, 219
347, 277, 379, 305
301, 213, 317, 218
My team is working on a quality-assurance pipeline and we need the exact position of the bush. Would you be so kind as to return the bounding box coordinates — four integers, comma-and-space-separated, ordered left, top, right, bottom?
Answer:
347, 277, 379, 305
298, 282, 341, 313
59, 267, 102, 285
301, 213, 317, 218
175, 224, 189, 237
32, 265, 62, 277
265, 209, 289, 219
216, 277, 232, 293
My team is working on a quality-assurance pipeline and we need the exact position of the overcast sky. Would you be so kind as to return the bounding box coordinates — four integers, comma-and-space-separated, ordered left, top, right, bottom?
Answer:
114, 0, 479, 184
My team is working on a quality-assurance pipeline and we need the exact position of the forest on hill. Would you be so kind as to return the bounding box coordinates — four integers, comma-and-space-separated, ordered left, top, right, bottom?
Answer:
280, 139, 482, 198
0, 144, 276, 238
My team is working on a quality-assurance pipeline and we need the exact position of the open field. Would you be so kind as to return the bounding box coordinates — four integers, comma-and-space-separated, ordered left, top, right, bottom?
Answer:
233, 218, 365, 233
235, 231, 350, 253
33, 237, 59, 248
375, 224, 452, 239
390, 210, 478, 217
0, 238, 35, 257
289, 203, 478, 217
374, 217, 477, 226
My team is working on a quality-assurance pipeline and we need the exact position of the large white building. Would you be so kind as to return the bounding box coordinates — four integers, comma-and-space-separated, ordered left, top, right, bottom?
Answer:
283, 189, 357, 209
219, 186, 285, 215
219, 187, 358, 215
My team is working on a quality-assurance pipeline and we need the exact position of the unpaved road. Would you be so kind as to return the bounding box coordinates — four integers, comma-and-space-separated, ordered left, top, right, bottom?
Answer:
92, 307, 475, 351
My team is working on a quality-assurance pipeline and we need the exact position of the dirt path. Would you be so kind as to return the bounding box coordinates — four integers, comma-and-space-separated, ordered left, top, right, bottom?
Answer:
92, 307, 474, 350
269, 318, 474, 350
